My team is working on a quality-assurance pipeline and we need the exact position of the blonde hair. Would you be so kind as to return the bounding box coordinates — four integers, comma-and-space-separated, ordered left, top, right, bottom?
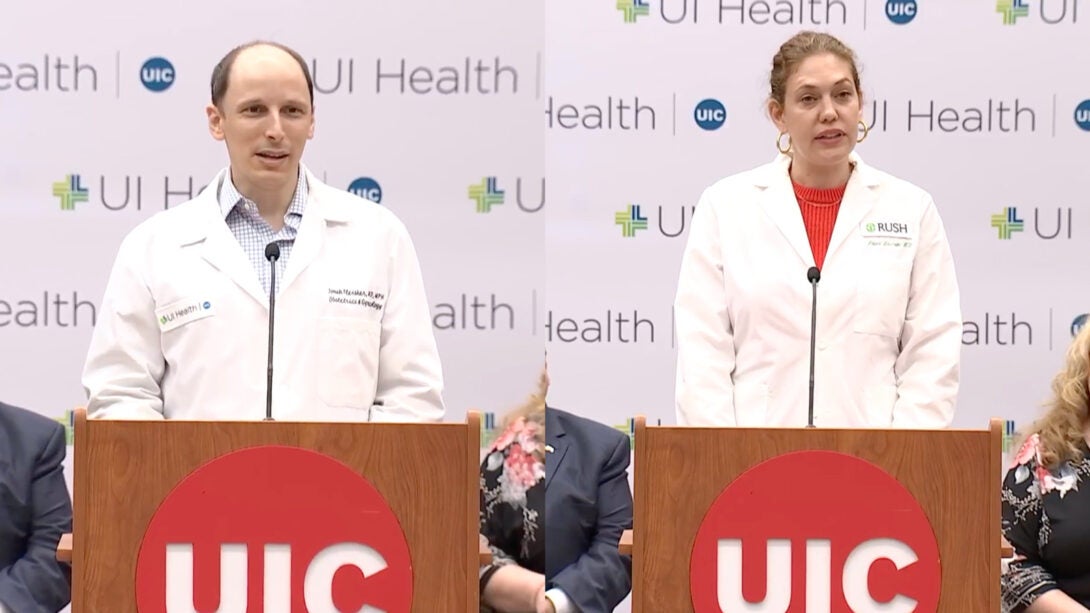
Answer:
768, 31, 862, 108
500, 367, 548, 461
1021, 322, 1090, 469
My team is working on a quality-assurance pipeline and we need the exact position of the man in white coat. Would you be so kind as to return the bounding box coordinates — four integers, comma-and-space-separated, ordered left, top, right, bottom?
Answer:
82, 41, 445, 423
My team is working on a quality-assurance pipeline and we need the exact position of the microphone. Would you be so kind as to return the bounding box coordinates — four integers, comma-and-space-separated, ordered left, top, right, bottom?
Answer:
806, 266, 821, 428
264, 242, 280, 421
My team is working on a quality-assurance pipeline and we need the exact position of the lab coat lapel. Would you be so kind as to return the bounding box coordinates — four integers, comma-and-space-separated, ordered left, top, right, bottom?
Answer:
757, 155, 815, 268
279, 171, 351, 294
186, 170, 269, 309
825, 154, 881, 266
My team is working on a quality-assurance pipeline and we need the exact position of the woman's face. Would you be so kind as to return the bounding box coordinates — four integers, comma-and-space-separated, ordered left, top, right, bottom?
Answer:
770, 52, 862, 171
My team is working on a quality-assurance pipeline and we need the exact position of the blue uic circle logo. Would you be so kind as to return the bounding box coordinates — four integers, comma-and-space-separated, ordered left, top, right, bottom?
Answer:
348, 177, 383, 204
885, 0, 917, 24
1073, 314, 1088, 337
1074, 100, 1090, 132
140, 57, 175, 92
694, 99, 727, 131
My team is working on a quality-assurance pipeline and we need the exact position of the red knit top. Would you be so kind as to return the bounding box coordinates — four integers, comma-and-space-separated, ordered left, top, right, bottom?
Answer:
792, 181, 847, 270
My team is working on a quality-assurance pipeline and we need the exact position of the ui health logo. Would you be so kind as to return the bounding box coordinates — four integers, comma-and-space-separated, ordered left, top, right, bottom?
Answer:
996, 0, 1030, 24
690, 451, 941, 612
52, 175, 89, 210
348, 177, 383, 204
469, 177, 505, 213
466, 177, 545, 214
481, 411, 498, 448
1003, 419, 1018, 454
990, 206, 1073, 239
49, 173, 209, 212
885, 0, 917, 24
613, 417, 636, 450
135, 446, 412, 612
54, 409, 75, 446
140, 57, 175, 92
995, 0, 1078, 24
991, 207, 1024, 239
615, 205, 649, 237
617, 0, 650, 22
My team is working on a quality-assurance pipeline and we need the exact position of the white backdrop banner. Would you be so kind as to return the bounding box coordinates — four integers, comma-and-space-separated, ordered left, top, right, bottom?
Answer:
0, 0, 545, 449
543, 3, 1088, 608
545, 0, 1089, 447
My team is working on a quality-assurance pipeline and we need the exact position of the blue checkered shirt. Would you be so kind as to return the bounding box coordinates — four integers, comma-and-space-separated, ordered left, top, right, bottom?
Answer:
217, 165, 308, 296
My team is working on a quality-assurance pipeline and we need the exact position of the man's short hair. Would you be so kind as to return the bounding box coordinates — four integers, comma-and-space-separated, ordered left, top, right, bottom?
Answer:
209, 41, 314, 108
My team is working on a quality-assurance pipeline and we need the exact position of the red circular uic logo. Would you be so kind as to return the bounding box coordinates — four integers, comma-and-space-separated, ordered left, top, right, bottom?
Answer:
135, 446, 412, 612
690, 451, 940, 613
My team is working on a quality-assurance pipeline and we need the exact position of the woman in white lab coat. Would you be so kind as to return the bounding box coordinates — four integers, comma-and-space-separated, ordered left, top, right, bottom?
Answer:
674, 31, 962, 429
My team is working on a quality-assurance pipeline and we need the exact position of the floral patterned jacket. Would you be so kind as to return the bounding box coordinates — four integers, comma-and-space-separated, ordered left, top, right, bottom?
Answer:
1001, 432, 1090, 612
478, 415, 546, 599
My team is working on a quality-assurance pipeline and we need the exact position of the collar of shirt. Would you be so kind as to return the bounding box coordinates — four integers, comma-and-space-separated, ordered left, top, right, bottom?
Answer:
217, 164, 309, 223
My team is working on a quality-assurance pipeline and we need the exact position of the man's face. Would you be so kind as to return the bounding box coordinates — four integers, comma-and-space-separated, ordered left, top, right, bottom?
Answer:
206, 45, 314, 193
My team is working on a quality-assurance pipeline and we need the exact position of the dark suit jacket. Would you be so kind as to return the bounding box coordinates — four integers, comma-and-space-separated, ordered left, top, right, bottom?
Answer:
545, 406, 633, 612
0, 402, 73, 613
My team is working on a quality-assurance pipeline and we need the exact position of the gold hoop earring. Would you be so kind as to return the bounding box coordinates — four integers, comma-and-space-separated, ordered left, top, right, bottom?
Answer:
857, 120, 869, 143
776, 131, 791, 154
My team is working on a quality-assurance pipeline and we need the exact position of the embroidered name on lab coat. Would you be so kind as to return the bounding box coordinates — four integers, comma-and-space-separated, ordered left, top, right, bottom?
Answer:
328, 288, 385, 312
860, 220, 914, 248
156, 299, 215, 332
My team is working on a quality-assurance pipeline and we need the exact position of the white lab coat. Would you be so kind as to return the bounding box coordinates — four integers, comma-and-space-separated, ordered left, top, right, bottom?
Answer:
674, 153, 961, 429
82, 167, 445, 422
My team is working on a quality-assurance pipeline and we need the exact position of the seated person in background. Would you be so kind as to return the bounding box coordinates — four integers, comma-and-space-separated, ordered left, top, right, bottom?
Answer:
1002, 324, 1090, 612
479, 371, 547, 613
545, 401, 633, 611
0, 401, 73, 613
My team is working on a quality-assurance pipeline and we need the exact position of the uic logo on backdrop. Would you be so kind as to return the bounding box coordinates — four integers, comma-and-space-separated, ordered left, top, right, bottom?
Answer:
694, 99, 727, 130
996, 0, 1078, 24
990, 207, 1073, 239
1073, 313, 1088, 337
348, 177, 382, 204
1075, 100, 1090, 131
141, 57, 175, 92
52, 174, 89, 211
467, 177, 545, 213
885, 0, 917, 23
135, 446, 412, 612
689, 451, 941, 612
617, 0, 650, 22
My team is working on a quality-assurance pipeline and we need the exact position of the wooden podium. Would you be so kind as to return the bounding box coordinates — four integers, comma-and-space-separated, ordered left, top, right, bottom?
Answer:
619, 416, 1004, 612
57, 407, 491, 612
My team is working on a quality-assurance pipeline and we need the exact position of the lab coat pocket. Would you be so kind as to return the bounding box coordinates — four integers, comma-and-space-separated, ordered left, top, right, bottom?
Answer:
852, 256, 912, 339
732, 382, 769, 426
863, 384, 897, 426
317, 317, 381, 409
